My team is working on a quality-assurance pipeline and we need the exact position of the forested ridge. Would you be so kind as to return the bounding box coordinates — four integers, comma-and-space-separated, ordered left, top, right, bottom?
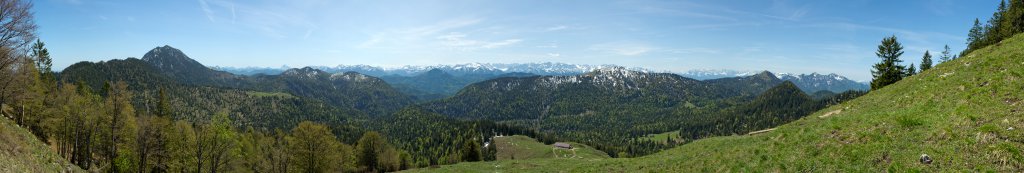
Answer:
424, 68, 864, 157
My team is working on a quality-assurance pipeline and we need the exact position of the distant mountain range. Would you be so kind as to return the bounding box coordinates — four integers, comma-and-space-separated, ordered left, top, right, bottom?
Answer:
217, 64, 868, 94
215, 62, 629, 77
774, 73, 869, 93
677, 69, 765, 80
679, 69, 869, 93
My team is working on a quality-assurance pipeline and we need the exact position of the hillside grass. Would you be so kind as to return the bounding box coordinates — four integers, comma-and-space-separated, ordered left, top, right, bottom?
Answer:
0, 115, 81, 172
494, 135, 609, 160
405, 34, 1024, 172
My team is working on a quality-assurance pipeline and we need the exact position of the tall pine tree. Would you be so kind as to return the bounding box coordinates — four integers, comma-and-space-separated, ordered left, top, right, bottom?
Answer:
984, 0, 1008, 45
906, 63, 917, 77
940, 45, 952, 63
870, 35, 905, 90
967, 18, 985, 51
920, 50, 932, 71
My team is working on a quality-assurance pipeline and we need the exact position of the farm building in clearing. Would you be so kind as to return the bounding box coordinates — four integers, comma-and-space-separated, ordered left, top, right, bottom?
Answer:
553, 142, 573, 149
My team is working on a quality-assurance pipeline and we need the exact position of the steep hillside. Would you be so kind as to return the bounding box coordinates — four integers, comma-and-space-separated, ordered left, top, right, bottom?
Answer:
409, 33, 1024, 172
0, 117, 81, 172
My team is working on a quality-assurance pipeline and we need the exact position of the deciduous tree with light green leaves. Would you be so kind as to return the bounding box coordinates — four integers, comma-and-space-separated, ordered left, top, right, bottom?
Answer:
287, 121, 351, 173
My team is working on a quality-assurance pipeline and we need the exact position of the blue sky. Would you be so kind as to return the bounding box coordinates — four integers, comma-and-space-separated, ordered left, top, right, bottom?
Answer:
37, 0, 999, 81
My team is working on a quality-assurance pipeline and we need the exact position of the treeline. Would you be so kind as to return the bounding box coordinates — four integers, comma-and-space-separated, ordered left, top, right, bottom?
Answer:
964, 0, 1024, 56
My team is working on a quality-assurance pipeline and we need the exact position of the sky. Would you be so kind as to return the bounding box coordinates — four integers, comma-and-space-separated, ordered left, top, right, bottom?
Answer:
37, 0, 1000, 81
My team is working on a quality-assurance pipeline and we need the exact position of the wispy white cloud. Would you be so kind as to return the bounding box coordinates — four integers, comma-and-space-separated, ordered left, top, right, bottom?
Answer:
437, 32, 522, 50
358, 18, 482, 48
537, 42, 558, 48
482, 39, 522, 48
198, 0, 215, 22
761, 0, 811, 21
546, 25, 568, 31
926, 0, 954, 16
591, 42, 656, 56
230, 2, 236, 24
803, 22, 964, 48
197, 0, 320, 39
627, 2, 737, 21
676, 22, 762, 30
357, 18, 530, 52
666, 47, 720, 54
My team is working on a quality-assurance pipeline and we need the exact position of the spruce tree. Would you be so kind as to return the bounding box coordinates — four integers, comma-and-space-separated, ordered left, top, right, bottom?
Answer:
967, 18, 985, 51
870, 35, 905, 90
30, 39, 50, 75
1008, 0, 1024, 36
157, 87, 171, 117
940, 45, 952, 63
920, 50, 932, 71
985, 0, 1008, 45
906, 63, 917, 77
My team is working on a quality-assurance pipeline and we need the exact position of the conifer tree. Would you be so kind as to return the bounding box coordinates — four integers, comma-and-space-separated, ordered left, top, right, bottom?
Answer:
156, 87, 171, 117
870, 35, 905, 90
1007, 0, 1024, 35
30, 39, 49, 74
920, 50, 932, 71
967, 18, 985, 50
984, 0, 1008, 45
906, 63, 917, 77
940, 45, 952, 63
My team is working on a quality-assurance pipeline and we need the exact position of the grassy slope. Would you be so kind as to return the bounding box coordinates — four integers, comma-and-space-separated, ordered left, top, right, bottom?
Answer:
407, 34, 1024, 172
493, 135, 609, 160
0, 117, 81, 172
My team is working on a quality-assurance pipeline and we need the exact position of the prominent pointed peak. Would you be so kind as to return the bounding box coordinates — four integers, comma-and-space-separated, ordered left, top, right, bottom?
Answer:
144, 45, 186, 60
141, 45, 213, 73
751, 70, 777, 79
